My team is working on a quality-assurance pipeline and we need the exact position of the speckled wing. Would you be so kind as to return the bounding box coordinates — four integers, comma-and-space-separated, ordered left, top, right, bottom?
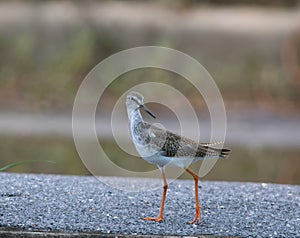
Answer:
145, 122, 230, 159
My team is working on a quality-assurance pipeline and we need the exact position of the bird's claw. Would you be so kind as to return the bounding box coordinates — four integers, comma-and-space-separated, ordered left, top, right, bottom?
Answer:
142, 216, 165, 222
188, 215, 201, 225
188, 204, 203, 224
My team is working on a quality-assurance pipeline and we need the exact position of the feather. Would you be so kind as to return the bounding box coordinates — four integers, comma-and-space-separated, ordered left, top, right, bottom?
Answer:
145, 122, 230, 159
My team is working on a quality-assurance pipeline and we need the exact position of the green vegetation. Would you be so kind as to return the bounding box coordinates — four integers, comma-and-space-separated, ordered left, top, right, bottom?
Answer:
0, 26, 120, 112
0, 136, 87, 175
0, 160, 55, 172
0, 24, 299, 113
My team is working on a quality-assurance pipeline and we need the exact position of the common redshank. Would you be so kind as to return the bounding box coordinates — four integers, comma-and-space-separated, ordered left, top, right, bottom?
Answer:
126, 91, 230, 224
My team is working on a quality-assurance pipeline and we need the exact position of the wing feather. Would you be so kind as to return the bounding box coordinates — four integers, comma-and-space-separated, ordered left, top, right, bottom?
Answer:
145, 122, 230, 159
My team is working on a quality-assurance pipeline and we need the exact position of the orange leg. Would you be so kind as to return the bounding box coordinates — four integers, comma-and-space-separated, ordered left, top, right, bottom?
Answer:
185, 168, 203, 224
142, 170, 168, 222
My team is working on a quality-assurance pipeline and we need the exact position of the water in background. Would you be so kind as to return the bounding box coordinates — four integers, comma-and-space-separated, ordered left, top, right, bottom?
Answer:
0, 1, 300, 184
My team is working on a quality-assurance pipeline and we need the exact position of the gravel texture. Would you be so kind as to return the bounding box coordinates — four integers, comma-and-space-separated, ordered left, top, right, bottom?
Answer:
0, 173, 299, 237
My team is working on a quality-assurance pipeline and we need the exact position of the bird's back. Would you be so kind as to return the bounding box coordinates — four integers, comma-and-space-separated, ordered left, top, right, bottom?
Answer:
143, 122, 230, 162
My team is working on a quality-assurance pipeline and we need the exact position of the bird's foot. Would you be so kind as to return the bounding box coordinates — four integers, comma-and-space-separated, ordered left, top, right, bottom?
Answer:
188, 204, 204, 225
142, 216, 165, 222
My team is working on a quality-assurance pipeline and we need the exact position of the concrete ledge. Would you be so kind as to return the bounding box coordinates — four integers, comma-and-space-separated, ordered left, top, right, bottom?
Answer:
0, 173, 299, 237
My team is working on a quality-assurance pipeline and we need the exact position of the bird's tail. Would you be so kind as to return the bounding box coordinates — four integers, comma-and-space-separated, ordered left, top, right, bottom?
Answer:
199, 143, 231, 159
218, 148, 231, 159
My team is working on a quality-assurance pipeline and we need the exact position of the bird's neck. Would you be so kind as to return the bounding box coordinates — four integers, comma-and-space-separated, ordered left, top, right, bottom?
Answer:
128, 107, 144, 127
128, 107, 151, 147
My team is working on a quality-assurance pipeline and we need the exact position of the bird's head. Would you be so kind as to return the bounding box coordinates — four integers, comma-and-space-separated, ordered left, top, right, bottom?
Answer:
126, 91, 156, 119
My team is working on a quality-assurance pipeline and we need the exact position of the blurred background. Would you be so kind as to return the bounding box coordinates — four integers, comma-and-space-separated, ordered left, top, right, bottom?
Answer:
0, 0, 300, 184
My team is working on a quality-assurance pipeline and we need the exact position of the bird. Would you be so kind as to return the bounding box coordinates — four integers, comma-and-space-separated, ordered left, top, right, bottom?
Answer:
126, 91, 230, 224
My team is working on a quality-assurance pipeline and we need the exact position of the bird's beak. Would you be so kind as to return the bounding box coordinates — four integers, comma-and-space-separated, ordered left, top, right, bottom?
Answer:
140, 104, 156, 119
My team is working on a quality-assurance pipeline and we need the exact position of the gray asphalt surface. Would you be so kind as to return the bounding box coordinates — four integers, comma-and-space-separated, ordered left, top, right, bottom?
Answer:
0, 173, 299, 237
